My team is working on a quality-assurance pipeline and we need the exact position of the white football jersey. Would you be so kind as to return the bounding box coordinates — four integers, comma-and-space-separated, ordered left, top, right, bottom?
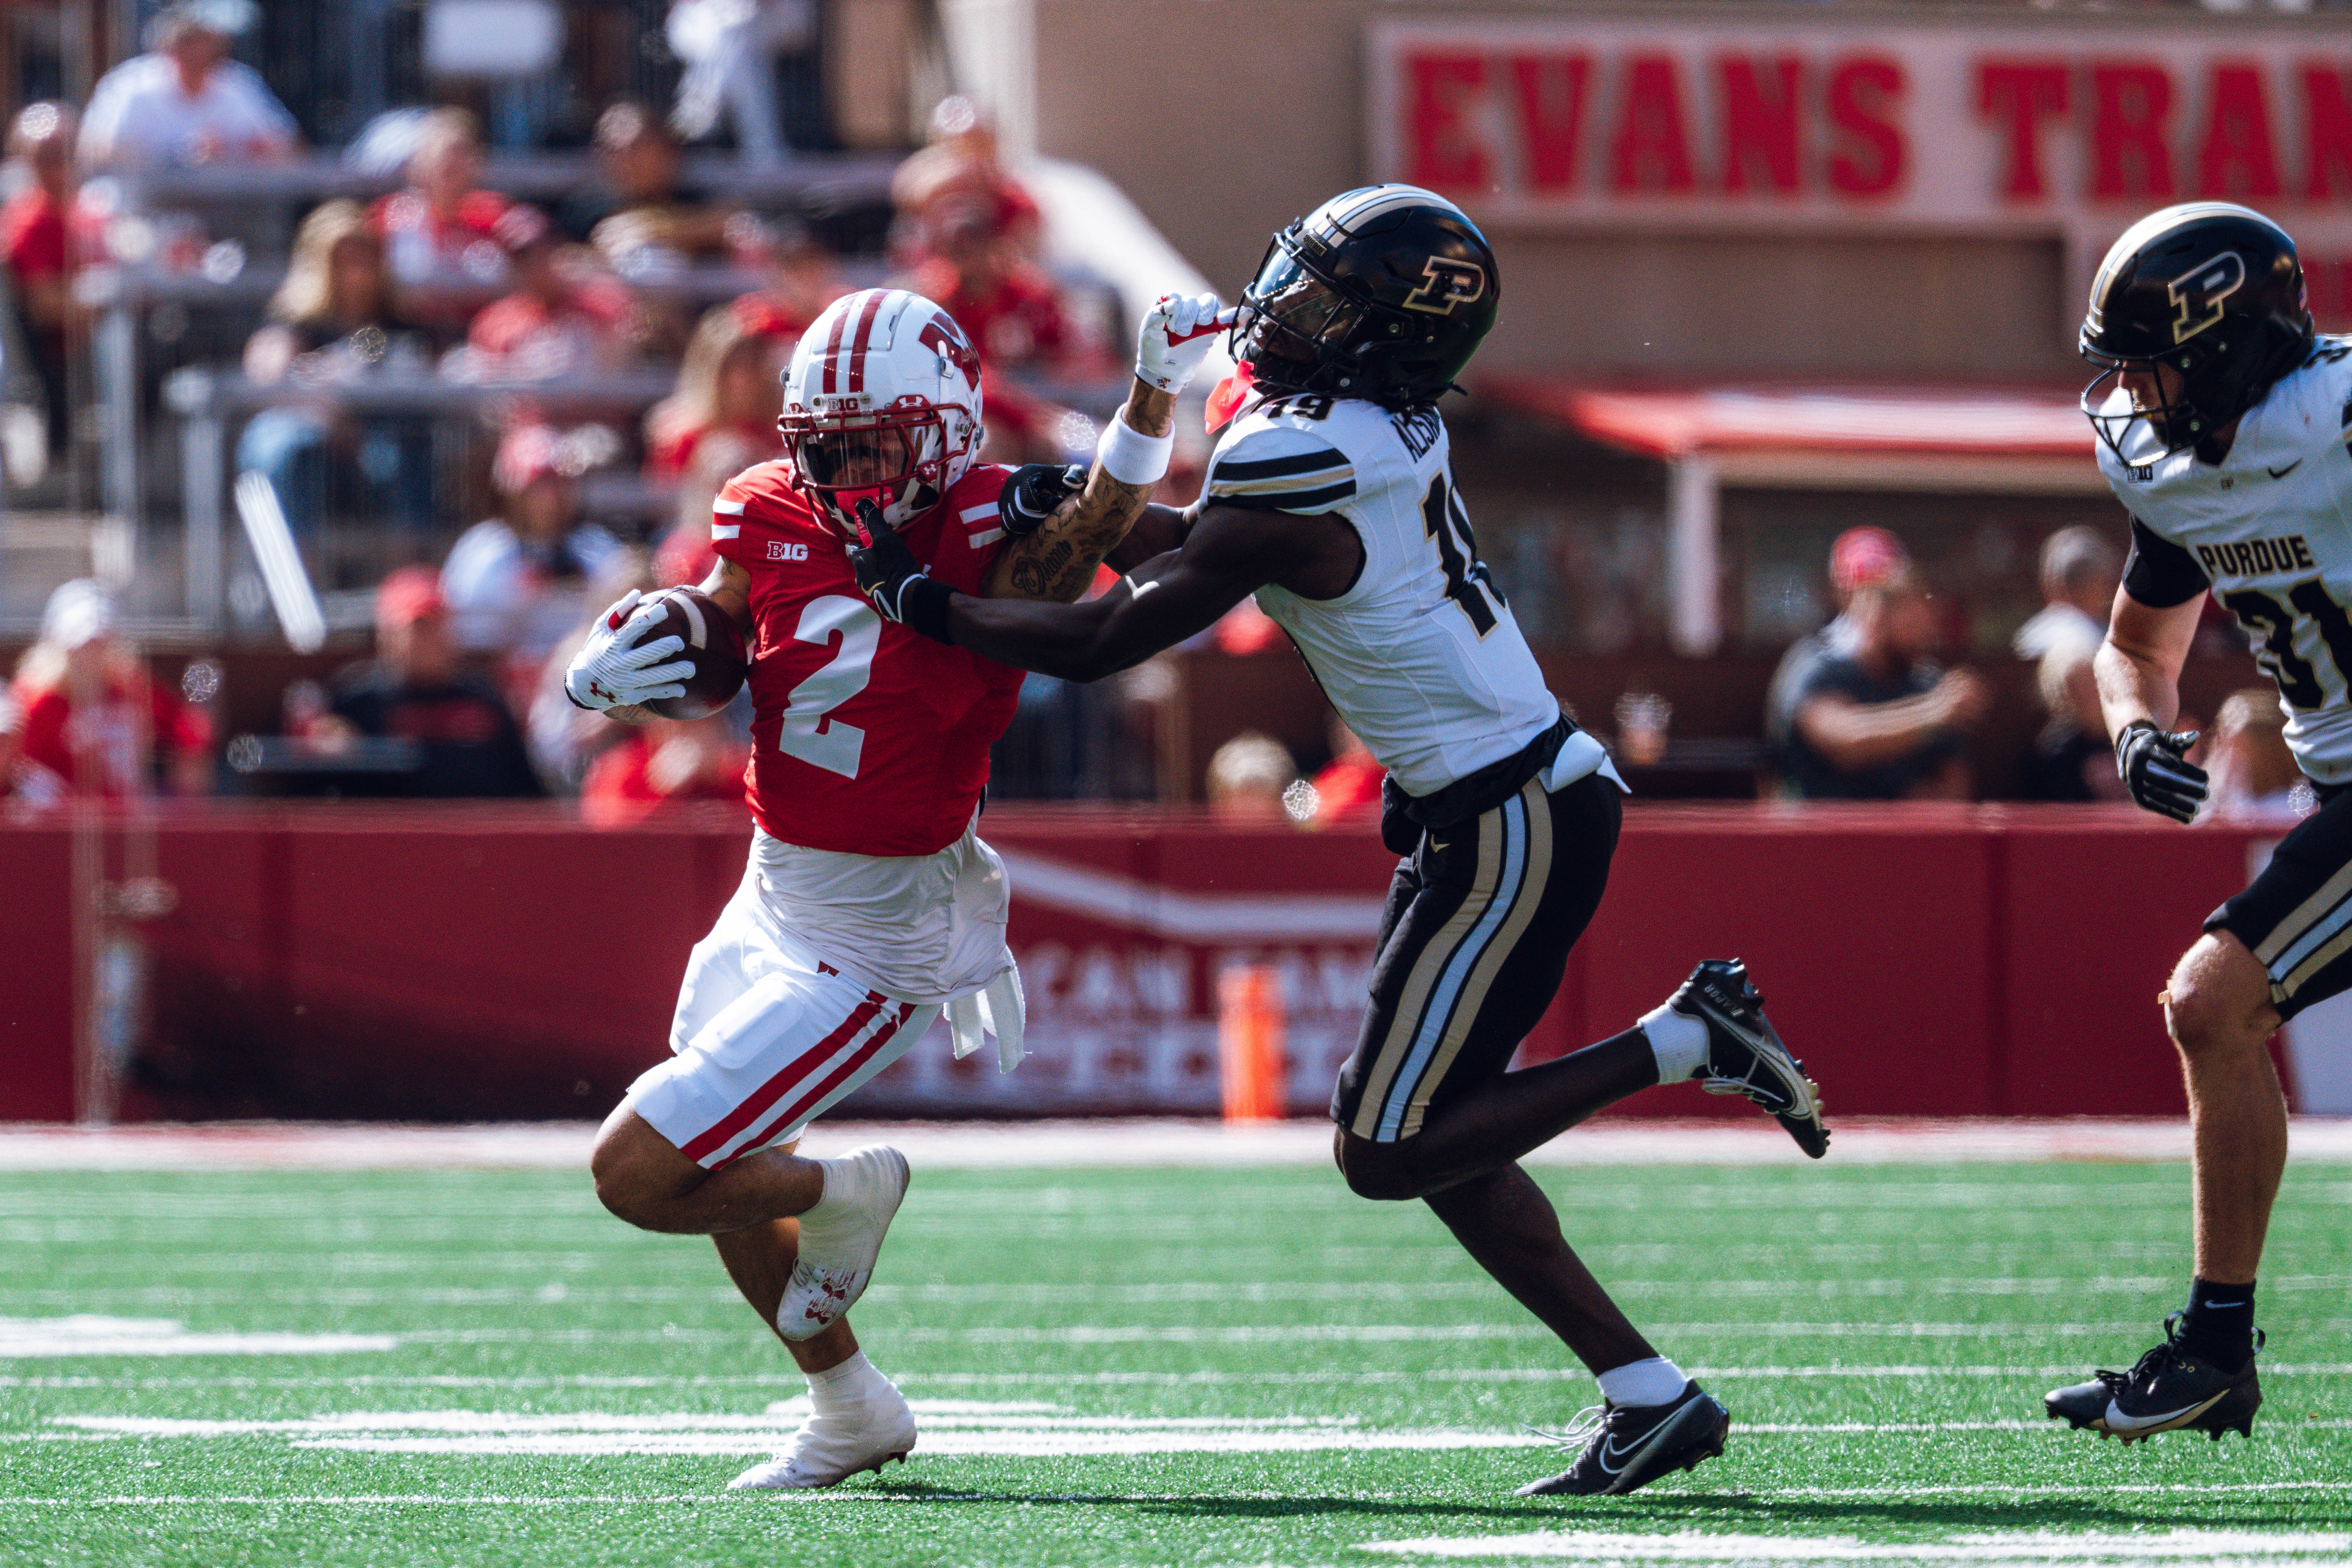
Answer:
2098, 337, 2352, 783
1206, 390, 1560, 797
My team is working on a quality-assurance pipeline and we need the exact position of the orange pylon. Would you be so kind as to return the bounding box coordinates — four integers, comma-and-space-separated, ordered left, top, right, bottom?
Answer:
1218, 964, 1287, 1122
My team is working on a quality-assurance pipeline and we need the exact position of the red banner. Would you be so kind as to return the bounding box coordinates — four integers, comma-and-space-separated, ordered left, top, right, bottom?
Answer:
1370, 15, 2352, 315
0, 804, 2306, 1124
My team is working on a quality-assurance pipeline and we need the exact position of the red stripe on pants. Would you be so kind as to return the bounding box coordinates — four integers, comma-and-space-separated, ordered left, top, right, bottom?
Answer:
680, 992, 887, 1163
719, 1003, 917, 1168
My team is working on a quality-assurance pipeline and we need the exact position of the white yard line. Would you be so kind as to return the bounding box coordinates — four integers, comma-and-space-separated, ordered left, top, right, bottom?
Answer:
0, 1316, 396, 1358
0, 1495, 726, 1507
366, 1320, 2230, 1347
35, 1402, 2352, 1460
15, 1362, 2352, 1391
39, 1407, 1550, 1459
41, 1274, 2348, 1308
9, 1118, 2352, 1170
11, 1482, 2348, 1512
44, 1407, 2352, 1444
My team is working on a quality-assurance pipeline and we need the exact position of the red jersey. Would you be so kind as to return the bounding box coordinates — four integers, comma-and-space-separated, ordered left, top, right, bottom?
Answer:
466, 279, 632, 367
713, 460, 1023, 857
579, 728, 750, 828
909, 257, 1069, 371
1, 188, 66, 285
8, 673, 209, 801
370, 188, 511, 273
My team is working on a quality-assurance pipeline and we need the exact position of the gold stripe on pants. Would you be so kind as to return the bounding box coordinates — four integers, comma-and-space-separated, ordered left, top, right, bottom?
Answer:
1348, 779, 1553, 1142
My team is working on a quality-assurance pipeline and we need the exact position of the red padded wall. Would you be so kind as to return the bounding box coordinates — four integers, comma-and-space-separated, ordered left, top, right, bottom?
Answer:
0, 825, 74, 1120
0, 802, 2301, 1122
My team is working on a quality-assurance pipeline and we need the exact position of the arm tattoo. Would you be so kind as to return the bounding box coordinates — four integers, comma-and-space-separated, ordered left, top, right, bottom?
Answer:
996, 478, 1142, 601
1009, 539, 1077, 597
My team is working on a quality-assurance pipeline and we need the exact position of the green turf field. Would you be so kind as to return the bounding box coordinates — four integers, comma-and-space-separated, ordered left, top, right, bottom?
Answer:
5, 1156, 2352, 1566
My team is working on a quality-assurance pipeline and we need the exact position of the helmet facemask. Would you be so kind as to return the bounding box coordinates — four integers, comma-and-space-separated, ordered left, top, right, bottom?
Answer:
1228, 195, 1495, 410
779, 398, 971, 536
2079, 345, 2218, 465
2075, 204, 2316, 466
1233, 231, 1374, 397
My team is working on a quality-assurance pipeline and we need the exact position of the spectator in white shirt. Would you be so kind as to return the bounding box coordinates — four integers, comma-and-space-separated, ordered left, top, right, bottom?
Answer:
442, 423, 622, 693
2012, 524, 2122, 662
79, 0, 297, 171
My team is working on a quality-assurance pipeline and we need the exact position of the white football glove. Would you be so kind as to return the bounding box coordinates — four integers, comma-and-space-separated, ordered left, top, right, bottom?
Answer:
1134, 291, 1236, 395
564, 589, 694, 711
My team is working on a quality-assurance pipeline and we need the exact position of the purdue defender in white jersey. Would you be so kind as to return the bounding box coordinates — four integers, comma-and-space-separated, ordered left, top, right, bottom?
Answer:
2096, 335, 2352, 783
1207, 390, 1560, 799
847, 186, 1831, 1499
2046, 202, 2335, 1448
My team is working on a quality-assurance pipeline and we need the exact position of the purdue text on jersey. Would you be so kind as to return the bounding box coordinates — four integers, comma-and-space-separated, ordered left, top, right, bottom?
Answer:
2100, 336, 2352, 783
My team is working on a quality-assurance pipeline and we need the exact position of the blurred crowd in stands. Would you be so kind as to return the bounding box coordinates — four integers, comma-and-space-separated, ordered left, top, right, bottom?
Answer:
0, 1, 1128, 818
0, 3, 2307, 826
1762, 523, 2300, 819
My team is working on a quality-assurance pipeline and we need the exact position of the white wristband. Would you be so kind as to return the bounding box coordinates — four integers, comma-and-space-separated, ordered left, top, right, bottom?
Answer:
1096, 410, 1174, 488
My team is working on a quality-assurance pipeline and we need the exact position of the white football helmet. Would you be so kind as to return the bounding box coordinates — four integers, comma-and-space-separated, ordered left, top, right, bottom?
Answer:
777, 288, 985, 532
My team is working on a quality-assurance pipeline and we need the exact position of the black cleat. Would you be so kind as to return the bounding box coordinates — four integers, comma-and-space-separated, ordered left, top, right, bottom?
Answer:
1665, 959, 1829, 1159
1515, 1382, 1730, 1498
2044, 1315, 2263, 1444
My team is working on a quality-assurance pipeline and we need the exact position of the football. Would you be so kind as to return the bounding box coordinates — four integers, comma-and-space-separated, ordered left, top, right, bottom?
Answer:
634, 587, 748, 721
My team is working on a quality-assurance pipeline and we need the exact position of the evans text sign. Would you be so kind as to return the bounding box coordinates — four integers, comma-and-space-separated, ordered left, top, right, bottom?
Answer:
1370, 15, 2352, 306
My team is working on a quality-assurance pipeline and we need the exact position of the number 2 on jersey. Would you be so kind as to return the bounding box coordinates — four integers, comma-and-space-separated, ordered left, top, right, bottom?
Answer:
779, 595, 878, 777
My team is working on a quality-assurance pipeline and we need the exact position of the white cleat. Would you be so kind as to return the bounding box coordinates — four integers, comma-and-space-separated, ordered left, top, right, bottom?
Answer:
776, 1145, 911, 1341
727, 1380, 918, 1491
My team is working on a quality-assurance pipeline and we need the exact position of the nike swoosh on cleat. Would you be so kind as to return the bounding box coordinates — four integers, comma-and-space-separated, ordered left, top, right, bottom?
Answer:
2201, 1300, 2247, 1309
2269, 460, 2303, 479
1596, 1432, 1645, 1474
2103, 1391, 2226, 1433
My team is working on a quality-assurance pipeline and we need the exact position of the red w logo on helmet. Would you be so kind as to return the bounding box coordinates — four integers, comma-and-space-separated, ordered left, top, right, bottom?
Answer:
920, 314, 981, 384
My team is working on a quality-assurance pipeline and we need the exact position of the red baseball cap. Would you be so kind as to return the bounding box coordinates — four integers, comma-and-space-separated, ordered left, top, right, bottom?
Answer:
494, 423, 564, 494
1829, 527, 1913, 595
376, 566, 445, 629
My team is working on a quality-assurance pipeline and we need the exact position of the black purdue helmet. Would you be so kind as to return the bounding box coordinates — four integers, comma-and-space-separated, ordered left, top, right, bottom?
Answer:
1234, 185, 1499, 410
2080, 202, 2314, 462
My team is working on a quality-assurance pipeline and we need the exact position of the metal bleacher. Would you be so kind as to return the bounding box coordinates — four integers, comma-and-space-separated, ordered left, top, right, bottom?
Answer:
0, 144, 1138, 645
0, 150, 901, 642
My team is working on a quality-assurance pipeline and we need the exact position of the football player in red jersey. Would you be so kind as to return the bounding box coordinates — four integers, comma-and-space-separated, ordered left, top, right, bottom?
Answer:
565, 285, 1231, 1489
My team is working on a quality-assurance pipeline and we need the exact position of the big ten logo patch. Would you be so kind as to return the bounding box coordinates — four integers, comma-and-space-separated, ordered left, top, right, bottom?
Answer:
767, 541, 809, 562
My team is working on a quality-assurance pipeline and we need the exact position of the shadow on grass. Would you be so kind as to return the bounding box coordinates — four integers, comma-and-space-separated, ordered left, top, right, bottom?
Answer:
860, 1481, 1536, 1522
858, 1481, 2352, 1534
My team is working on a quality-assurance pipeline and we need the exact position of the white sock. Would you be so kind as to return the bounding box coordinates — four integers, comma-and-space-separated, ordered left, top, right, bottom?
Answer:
1638, 1004, 1709, 1082
1596, 1356, 1689, 1409
799, 1159, 857, 1244
805, 1350, 878, 1413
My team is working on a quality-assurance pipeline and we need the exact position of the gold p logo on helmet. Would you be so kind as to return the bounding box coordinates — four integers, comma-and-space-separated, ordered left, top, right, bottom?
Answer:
2170, 251, 2246, 346
1401, 257, 1488, 316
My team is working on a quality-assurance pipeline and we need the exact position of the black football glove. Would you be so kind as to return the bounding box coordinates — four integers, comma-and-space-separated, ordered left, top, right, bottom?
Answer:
847, 499, 956, 642
2116, 720, 2208, 824
998, 463, 1086, 538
